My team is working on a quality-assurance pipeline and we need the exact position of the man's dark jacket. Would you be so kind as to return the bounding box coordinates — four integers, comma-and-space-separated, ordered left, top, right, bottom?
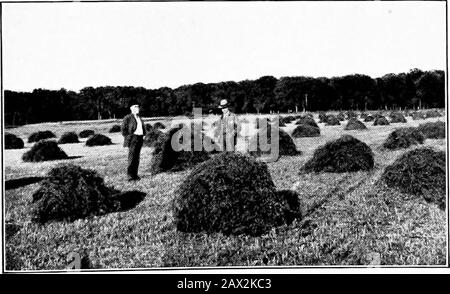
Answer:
122, 114, 147, 147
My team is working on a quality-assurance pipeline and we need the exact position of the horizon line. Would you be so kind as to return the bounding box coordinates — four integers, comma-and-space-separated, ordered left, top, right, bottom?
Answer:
4, 67, 445, 93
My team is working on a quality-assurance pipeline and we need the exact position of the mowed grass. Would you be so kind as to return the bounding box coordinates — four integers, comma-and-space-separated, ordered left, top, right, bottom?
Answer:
4, 114, 447, 270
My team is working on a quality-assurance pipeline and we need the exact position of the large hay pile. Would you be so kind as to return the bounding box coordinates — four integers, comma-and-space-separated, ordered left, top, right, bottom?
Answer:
22, 140, 68, 162
344, 118, 367, 130
173, 152, 300, 236
5, 133, 24, 149
292, 124, 320, 137
381, 148, 445, 209
383, 128, 425, 149
295, 116, 319, 128
417, 121, 445, 139
31, 164, 120, 223
302, 135, 374, 173
143, 128, 164, 147
149, 125, 213, 174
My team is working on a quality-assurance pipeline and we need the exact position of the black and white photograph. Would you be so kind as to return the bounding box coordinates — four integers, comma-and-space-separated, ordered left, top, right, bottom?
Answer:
1, 0, 448, 273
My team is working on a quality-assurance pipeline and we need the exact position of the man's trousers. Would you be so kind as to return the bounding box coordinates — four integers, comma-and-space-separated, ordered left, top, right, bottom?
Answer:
127, 135, 144, 178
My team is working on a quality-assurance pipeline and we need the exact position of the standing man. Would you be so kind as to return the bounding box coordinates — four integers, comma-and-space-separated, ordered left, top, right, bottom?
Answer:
215, 99, 241, 152
122, 102, 147, 181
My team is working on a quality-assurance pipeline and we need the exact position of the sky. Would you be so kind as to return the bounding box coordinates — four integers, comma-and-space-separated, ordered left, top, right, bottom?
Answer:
2, 1, 447, 92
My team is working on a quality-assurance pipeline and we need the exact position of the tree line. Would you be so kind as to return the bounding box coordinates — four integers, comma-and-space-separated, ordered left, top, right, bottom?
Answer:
4, 68, 444, 126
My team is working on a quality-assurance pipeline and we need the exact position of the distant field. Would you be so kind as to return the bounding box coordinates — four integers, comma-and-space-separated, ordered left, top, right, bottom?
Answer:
3, 112, 447, 270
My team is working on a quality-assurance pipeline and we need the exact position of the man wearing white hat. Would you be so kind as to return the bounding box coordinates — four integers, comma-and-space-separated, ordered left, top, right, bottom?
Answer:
215, 99, 240, 151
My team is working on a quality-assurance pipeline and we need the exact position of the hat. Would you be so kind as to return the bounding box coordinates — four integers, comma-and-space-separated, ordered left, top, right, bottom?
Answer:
129, 101, 140, 109
218, 99, 229, 109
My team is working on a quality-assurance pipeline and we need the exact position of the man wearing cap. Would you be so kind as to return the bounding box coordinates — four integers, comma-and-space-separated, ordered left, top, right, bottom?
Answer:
122, 103, 147, 181
215, 99, 240, 151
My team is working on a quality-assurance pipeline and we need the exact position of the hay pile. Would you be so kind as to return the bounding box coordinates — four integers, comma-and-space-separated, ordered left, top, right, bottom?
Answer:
143, 128, 164, 147
295, 116, 319, 128
28, 131, 56, 143
153, 122, 166, 129
346, 111, 358, 119
364, 115, 374, 122
411, 111, 426, 120
248, 125, 300, 157
31, 164, 120, 223
302, 135, 374, 173
58, 132, 80, 144
79, 129, 95, 138
381, 148, 445, 209
5, 133, 24, 149
417, 121, 445, 139
318, 112, 328, 123
173, 152, 301, 236
373, 112, 385, 119
425, 110, 442, 118
276, 115, 295, 126
325, 115, 340, 126
337, 112, 346, 121
23, 140, 68, 162
85, 134, 112, 146
292, 124, 320, 138
109, 124, 121, 133
373, 116, 390, 126
389, 112, 407, 123
344, 118, 367, 130
383, 128, 425, 149
149, 125, 213, 174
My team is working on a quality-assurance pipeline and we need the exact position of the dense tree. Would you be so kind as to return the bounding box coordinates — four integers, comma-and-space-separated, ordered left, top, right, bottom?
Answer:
3, 69, 444, 126
415, 70, 445, 109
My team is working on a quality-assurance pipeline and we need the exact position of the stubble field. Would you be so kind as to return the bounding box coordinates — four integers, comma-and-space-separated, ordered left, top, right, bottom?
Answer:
3, 113, 447, 270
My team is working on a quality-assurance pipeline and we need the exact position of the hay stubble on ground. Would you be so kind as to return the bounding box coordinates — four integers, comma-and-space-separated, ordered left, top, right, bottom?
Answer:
4, 114, 447, 269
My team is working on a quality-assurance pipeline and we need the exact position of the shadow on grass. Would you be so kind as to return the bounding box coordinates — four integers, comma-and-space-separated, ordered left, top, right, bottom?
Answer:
5, 176, 45, 190
113, 190, 147, 211
22, 156, 84, 163
67, 156, 84, 160
85, 143, 119, 147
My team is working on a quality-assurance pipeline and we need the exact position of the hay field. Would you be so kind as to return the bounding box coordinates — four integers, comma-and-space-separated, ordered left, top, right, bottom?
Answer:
4, 113, 447, 270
